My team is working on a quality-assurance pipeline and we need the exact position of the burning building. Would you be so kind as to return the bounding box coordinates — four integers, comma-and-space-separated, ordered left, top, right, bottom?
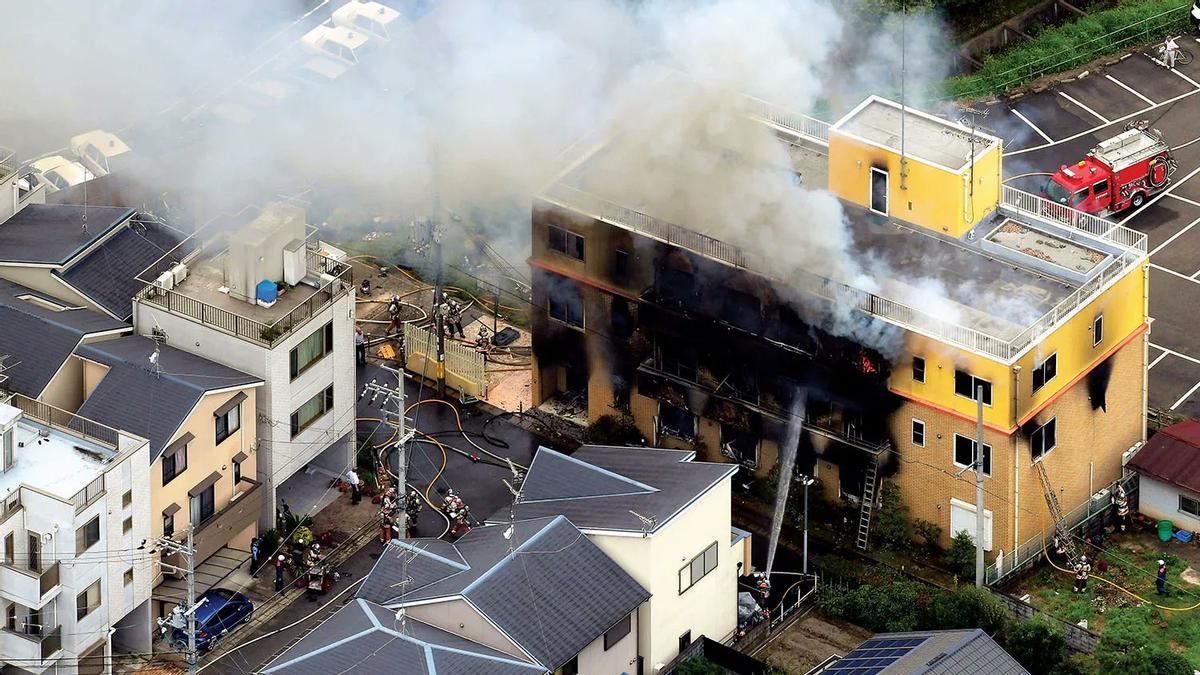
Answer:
528, 94, 1149, 570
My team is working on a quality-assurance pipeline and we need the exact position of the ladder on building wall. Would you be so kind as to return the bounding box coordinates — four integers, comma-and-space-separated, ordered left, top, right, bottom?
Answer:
1035, 460, 1080, 562
856, 463, 879, 550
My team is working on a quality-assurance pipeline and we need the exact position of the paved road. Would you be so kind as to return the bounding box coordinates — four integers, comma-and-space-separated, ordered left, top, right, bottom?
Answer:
198, 361, 553, 673
981, 41, 1200, 418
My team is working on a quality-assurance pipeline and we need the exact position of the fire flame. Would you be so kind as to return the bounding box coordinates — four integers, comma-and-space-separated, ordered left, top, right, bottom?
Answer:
858, 349, 877, 374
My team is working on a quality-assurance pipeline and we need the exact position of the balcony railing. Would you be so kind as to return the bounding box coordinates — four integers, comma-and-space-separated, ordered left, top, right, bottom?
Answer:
8, 394, 118, 448
1, 623, 62, 665
0, 562, 61, 607
543, 182, 1147, 362
742, 95, 831, 145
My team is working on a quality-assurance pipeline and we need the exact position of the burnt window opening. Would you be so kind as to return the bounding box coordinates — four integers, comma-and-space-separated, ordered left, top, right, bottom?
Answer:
548, 225, 584, 261
722, 287, 763, 332
1031, 418, 1057, 461
1086, 356, 1112, 412
911, 419, 925, 447
659, 403, 696, 441
720, 426, 760, 469
954, 370, 992, 406
953, 434, 992, 475
1093, 314, 1104, 347
657, 265, 697, 310
1031, 353, 1057, 393
614, 249, 630, 284
612, 298, 634, 341
659, 339, 698, 381
856, 348, 879, 375
612, 375, 631, 412
547, 275, 584, 328
912, 356, 926, 383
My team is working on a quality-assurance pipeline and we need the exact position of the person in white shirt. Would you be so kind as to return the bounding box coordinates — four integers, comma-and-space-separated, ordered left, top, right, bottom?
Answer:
345, 468, 361, 505
1165, 36, 1180, 69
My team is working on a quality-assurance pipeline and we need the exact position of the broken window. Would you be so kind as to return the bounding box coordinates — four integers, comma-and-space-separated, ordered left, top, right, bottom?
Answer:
953, 434, 992, 475
1032, 353, 1057, 393
722, 287, 762, 332
721, 426, 759, 468
657, 265, 697, 309
1030, 418, 1057, 461
954, 370, 992, 406
548, 224, 584, 261
659, 341, 698, 381
547, 275, 584, 328
614, 249, 630, 284
659, 403, 695, 440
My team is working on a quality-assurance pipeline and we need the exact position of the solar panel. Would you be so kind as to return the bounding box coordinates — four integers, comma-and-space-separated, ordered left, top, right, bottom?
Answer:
825, 636, 930, 673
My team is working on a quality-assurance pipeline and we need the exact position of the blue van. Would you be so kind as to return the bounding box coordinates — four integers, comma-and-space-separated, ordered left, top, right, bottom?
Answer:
173, 588, 254, 652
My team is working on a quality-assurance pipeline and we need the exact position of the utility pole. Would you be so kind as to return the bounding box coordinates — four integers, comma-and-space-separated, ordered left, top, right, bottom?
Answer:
360, 366, 412, 530
899, 0, 909, 191
155, 529, 200, 675
432, 222, 446, 399
975, 385, 986, 588
800, 474, 815, 576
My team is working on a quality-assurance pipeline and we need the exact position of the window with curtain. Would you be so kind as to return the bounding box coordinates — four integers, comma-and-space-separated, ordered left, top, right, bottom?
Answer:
76, 580, 101, 620
291, 386, 334, 437
190, 485, 215, 527
290, 322, 334, 379
215, 404, 240, 445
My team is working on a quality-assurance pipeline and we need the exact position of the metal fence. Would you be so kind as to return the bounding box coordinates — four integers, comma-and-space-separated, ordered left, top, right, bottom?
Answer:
9, 394, 118, 448
404, 323, 488, 399
985, 473, 1139, 585
1000, 185, 1148, 253
742, 95, 832, 144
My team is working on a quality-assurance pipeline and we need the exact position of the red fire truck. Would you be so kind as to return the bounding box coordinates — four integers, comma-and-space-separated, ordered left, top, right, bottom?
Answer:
1042, 123, 1177, 216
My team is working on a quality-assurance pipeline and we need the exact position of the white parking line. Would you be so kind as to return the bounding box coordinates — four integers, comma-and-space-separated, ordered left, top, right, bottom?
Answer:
1171, 380, 1200, 410
1011, 108, 1054, 144
1009, 87, 1200, 156
1167, 193, 1200, 209
1169, 67, 1200, 90
1105, 74, 1156, 105
1153, 343, 1200, 368
1120, 164, 1200, 225
1149, 350, 1170, 370
1150, 264, 1200, 290
1149, 216, 1200, 256
1058, 91, 1109, 124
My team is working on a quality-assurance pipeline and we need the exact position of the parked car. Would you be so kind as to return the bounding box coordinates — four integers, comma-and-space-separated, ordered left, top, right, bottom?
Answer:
172, 588, 253, 652
297, 24, 372, 82
1192, 0, 1199, 32
69, 130, 132, 177
27, 155, 94, 192
332, 0, 403, 42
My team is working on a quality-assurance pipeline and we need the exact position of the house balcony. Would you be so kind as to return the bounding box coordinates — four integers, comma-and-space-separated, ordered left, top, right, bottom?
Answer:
0, 623, 62, 671
0, 562, 61, 609
158, 478, 262, 605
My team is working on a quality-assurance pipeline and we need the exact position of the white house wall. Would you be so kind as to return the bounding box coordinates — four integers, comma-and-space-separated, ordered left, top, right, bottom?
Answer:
1138, 476, 1200, 532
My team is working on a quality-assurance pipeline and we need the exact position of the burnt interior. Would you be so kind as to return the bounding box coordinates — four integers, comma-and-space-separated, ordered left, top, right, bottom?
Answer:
1086, 355, 1113, 412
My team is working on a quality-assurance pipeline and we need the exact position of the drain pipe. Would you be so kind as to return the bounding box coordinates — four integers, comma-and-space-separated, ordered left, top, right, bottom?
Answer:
1012, 365, 1022, 562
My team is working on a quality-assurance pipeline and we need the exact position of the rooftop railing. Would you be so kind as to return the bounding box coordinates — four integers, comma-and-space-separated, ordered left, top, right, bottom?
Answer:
135, 235, 353, 349
9, 394, 118, 448
542, 182, 1146, 362
741, 95, 832, 145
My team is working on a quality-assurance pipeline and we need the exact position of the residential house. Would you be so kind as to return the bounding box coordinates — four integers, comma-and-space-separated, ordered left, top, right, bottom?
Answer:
130, 202, 356, 529
0, 203, 184, 321
490, 445, 741, 671
0, 395, 151, 674
0, 279, 130, 404
810, 629, 1028, 674
1127, 421, 1200, 532
353, 515, 650, 675
65, 336, 264, 622
530, 91, 1148, 576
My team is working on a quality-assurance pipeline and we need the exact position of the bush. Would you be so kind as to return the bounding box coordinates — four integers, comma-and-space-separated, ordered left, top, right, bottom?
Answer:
673, 657, 721, 675
927, 586, 1010, 635
913, 518, 943, 555
944, 0, 1192, 99
582, 414, 643, 446
873, 483, 910, 551
944, 530, 977, 579
1095, 606, 1192, 675
818, 568, 929, 633
1004, 618, 1068, 675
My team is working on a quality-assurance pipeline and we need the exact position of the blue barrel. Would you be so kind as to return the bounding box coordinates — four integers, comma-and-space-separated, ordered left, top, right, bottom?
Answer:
256, 280, 279, 304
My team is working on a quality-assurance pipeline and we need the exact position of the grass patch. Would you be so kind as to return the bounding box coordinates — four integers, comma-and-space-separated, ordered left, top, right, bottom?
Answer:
944, 0, 1194, 100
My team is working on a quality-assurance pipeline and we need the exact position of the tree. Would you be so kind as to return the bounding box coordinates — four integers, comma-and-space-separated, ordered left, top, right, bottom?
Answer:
913, 518, 943, 555
926, 586, 1009, 635
1095, 608, 1192, 675
583, 414, 643, 445
873, 482, 910, 550
673, 657, 722, 675
1004, 618, 1067, 675
944, 530, 977, 579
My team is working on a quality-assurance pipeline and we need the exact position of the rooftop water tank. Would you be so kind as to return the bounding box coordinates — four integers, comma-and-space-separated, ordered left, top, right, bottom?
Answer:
256, 279, 278, 307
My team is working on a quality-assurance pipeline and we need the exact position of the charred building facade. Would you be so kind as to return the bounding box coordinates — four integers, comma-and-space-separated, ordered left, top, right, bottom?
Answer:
528, 95, 1150, 569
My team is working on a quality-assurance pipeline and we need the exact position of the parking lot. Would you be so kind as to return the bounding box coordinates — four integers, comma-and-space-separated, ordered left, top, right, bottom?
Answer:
983, 38, 1200, 418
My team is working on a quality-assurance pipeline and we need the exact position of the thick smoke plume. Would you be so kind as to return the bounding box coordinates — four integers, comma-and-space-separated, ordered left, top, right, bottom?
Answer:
0, 0, 1033, 356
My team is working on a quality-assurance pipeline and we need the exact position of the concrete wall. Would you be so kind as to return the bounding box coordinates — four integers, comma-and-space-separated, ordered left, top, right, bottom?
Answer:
1138, 476, 1200, 533
0, 266, 102, 315
590, 475, 736, 669
571, 609, 639, 675
40, 355, 87, 411
405, 598, 529, 661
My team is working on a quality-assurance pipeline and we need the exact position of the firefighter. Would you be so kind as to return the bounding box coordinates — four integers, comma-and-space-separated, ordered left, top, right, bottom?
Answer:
441, 488, 471, 537
405, 488, 424, 537
386, 295, 404, 334
441, 298, 465, 338
1053, 533, 1066, 559
1157, 559, 1169, 596
274, 554, 287, 592
1073, 555, 1091, 593
475, 324, 492, 353
1113, 484, 1130, 532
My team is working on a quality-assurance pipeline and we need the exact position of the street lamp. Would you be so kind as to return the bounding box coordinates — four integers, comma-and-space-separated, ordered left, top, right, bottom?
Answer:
799, 474, 816, 576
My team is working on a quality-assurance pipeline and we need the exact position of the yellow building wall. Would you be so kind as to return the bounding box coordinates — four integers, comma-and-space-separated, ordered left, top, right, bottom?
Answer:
826, 133, 1001, 238
1014, 264, 1147, 422
889, 334, 1014, 431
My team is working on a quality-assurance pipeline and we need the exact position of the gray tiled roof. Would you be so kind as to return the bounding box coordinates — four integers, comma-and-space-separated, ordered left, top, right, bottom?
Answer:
358, 516, 649, 670
0, 204, 133, 264
75, 336, 261, 459
0, 280, 128, 397
56, 220, 184, 320
829, 629, 1028, 675
502, 446, 736, 534
262, 598, 544, 675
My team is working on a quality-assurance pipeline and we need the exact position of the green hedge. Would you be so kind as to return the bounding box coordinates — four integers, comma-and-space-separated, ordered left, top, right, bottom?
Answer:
944, 0, 1193, 100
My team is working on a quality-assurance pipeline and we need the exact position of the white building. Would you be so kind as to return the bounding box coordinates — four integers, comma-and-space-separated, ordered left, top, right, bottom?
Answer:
131, 202, 356, 528
0, 396, 151, 675
1127, 421, 1200, 532
492, 445, 743, 672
